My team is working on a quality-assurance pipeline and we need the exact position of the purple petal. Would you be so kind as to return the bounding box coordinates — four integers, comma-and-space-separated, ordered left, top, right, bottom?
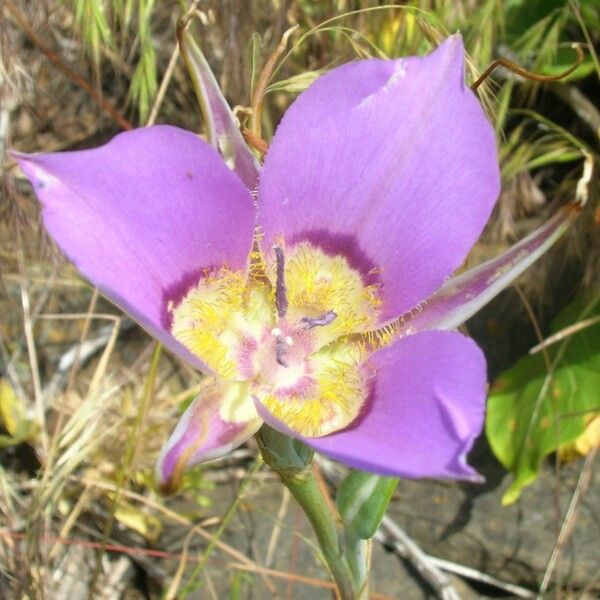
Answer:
156, 379, 262, 494
256, 330, 487, 480
179, 27, 260, 190
258, 35, 500, 321
13, 126, 255, 371
394, 203, 583, 337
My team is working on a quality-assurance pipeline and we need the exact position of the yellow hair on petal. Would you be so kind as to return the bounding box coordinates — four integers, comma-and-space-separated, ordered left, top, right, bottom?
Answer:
282, 242, 382, 350
259, 341, 369, 437
171, 268, 249, 379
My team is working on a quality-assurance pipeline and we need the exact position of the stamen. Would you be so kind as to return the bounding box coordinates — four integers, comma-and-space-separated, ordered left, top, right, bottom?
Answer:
274, 245, 288, 318
301, 310, 337, 329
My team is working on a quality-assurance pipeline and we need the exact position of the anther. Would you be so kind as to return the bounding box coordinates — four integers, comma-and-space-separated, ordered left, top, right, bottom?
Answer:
301, 310, 337, 329
273, 245, 288, 318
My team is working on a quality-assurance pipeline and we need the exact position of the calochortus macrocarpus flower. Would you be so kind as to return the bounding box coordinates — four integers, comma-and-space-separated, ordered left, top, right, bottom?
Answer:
14, 35, 578, 493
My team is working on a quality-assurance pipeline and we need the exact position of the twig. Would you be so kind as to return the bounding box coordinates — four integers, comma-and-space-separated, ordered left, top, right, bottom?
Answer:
538, 448, 598, 596
471, 44, 585, 91
378, 517, 461, 600
377, 515, 538, 597
413, 552, 534, 599
265, 487, 291, 568
3, 0, 132, 131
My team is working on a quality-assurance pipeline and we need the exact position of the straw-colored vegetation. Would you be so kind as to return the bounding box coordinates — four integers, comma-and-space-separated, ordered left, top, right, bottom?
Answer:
0, 1, 598, 598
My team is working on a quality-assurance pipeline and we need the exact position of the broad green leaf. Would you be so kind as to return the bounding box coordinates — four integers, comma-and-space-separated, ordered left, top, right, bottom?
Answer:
486, 294, 600, 505
336, 470, 398, 539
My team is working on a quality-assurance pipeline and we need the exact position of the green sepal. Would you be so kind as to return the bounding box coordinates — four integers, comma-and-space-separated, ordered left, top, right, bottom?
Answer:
256, 424, 313, 483
336, 470, 398, 540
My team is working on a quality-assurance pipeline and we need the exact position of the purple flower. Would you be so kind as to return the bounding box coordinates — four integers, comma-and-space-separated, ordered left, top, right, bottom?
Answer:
14, 36, 574, 493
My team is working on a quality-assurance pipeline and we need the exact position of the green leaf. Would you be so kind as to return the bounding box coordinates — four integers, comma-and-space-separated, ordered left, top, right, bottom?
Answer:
486, 294, 600, 504
505, 0, 566, 40
266, 70, 323, 95
336, 470, 398, 539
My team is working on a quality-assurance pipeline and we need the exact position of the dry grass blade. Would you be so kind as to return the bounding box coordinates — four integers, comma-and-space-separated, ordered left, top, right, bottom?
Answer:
250, 24, 298, 138
146, 43, 180, 126
3, 0, 132, 130
530, 315, 600, 354
3, 1, 598, 597
177, 456, 269, 597
265, 487, 291, 568
538, 448, 598, 596
228, 562, 397, 599
164, 528, 196, 600
17, 242, 46, 454
88, 341, 161, 597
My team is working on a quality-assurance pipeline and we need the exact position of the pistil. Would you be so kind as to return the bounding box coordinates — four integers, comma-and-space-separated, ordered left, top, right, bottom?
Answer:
275, 333, 289, 367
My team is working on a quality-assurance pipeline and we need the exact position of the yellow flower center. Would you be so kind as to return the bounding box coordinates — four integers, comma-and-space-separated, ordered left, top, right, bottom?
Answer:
170, 241, 382, 437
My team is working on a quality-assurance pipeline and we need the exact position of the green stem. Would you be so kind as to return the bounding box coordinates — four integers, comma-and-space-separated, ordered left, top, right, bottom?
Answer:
257, 426, 355, 600
287, 470, 355, 599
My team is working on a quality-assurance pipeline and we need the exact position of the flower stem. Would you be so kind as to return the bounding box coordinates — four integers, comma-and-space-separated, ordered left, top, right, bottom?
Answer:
257, 426, 355, 599
286, 471, 355, 599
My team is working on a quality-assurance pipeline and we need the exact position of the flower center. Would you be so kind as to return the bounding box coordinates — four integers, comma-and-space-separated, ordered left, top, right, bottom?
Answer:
169, 240, 381, 436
